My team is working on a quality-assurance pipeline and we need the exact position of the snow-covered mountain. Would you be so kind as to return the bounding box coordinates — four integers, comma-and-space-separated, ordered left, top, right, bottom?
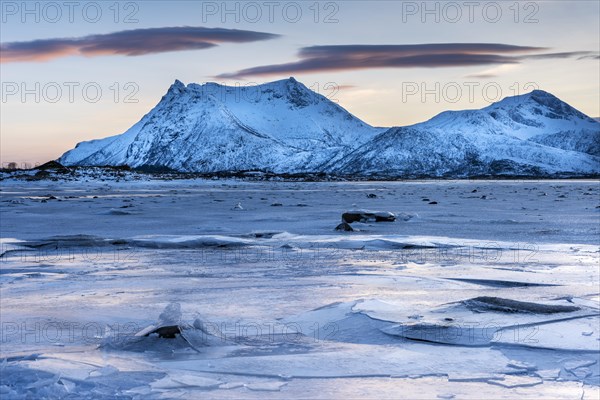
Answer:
334, 90, 600, 176
427, 90, 599, 156
60, 78, 382, 173
60, 79, 600, 177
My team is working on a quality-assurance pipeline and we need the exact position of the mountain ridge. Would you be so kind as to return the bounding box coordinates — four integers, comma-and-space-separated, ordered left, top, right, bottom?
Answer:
59, 78, 600, 177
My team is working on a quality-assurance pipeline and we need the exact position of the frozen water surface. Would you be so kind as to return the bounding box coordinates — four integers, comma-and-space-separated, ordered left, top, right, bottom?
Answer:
0, 179, 599, 398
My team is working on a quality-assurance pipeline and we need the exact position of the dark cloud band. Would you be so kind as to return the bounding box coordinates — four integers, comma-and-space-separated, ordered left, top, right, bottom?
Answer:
218, 43, 594, 79
1, 26, 280, 63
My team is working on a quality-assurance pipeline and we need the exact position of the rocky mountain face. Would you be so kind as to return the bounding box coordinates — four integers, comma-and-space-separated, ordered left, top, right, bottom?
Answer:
334, 90, 600, 177
60, 79, 600, 177
60, 78, 382, 173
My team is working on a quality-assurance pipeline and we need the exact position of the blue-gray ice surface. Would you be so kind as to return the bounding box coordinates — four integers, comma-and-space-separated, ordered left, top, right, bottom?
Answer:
1, 178, 599, 399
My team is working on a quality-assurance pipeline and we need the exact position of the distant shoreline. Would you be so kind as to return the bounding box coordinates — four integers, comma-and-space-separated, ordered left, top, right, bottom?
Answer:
1, 164, 599, 182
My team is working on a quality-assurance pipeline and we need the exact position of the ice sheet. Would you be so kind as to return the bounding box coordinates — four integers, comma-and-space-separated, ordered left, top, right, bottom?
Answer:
1, 179, 598, 398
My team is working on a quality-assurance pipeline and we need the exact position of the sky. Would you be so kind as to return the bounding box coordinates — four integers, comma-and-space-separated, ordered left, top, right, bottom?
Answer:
1, 0, 599, 165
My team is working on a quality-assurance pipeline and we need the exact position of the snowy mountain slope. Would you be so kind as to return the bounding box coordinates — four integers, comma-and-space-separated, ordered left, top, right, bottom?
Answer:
333, 125, 599, 176
529, 129, 599, 157
60, 78, 383, 173
421, 90, 600, 156
333, 90, 600, 176
60, 79, 600, 176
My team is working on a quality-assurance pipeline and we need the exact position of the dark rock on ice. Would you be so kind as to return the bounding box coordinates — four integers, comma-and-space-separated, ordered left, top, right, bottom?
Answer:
342, 210, 396, 223
335, 222, 354, 231
135, 303, 184, 339
143, 325, 181, 339
448, 278, 557, 288
107, 209, 134, 215
463, 296, 580, 314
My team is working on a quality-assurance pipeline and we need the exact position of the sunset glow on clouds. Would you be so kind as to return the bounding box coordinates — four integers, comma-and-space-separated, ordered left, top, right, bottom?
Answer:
0, 1, 598, 165
1, 26, 279, 63
218, 43, 597, 78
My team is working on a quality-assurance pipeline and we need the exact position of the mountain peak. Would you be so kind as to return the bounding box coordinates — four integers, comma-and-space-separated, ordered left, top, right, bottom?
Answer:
488, 89, 553, 107
284, 78, 313, 107
59, 77, 599, 175
527, 89, 560, 104
166, 79, 186, 96
529, 89, 551, 96
489, 88, 595, 123
487, 89, 568, 112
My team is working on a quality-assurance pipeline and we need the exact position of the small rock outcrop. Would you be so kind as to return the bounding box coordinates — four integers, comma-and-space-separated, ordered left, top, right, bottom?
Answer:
335, 222, 354, 231
342, 210, 396, 223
